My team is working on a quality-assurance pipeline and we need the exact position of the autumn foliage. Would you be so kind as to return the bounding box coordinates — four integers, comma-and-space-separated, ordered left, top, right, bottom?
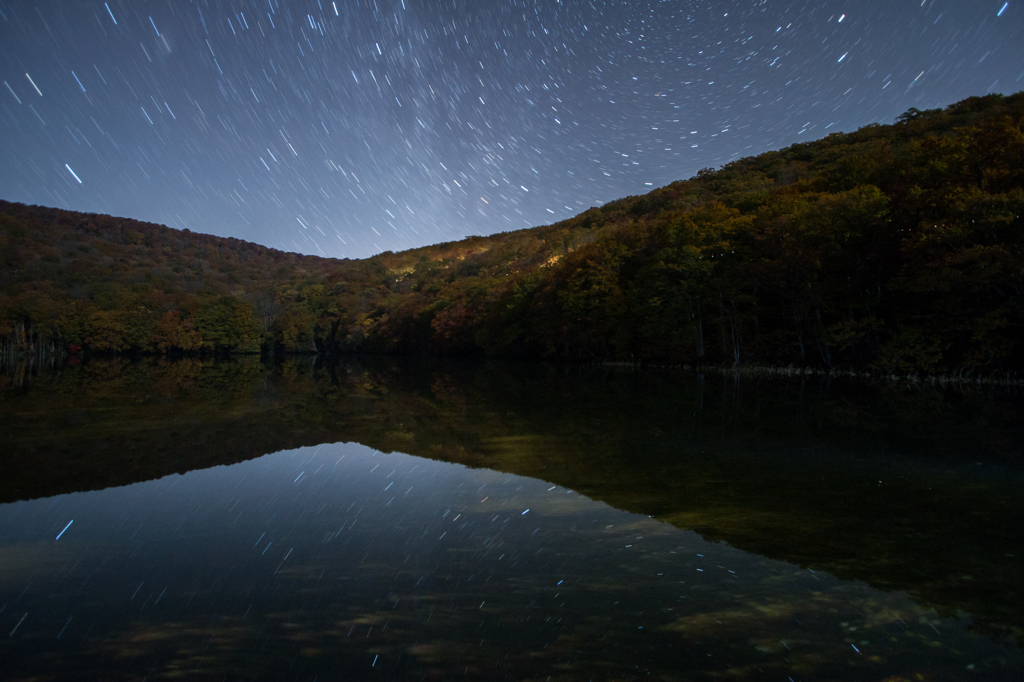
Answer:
2, 92, 1022, 372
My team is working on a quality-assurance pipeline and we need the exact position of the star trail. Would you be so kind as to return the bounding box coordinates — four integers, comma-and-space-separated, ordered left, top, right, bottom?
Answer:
1, 0, 1021, 258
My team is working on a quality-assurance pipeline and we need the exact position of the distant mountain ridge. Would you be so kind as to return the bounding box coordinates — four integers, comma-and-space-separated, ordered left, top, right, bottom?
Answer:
3, 91, 1023, 372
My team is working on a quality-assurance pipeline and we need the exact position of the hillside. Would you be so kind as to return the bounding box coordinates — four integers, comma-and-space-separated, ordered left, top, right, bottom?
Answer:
3, 91, 1023, 372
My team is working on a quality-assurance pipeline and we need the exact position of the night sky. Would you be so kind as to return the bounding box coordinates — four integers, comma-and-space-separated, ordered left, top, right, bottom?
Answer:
1, 1, 1021, 259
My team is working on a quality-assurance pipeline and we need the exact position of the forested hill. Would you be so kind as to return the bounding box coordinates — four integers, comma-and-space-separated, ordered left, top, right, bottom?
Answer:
3, 92, 1023, 372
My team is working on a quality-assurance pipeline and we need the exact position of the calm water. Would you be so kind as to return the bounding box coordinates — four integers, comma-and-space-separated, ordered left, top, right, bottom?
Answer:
1, 358, 1022, 680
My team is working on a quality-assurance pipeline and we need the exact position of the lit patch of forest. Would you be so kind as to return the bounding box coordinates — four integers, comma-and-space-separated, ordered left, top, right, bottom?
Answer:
2, 92, 1022, 372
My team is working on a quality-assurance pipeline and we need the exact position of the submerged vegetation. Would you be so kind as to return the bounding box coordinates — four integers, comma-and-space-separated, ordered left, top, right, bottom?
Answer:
2, 92, 1022, 372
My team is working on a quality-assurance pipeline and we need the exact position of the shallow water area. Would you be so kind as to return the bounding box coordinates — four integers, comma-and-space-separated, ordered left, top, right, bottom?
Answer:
2, 440, 1022, 681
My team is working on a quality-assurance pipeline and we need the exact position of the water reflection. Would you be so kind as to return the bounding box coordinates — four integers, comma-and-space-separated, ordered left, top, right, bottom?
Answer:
2, 442, 1020, 680
2, 356, 1023, 675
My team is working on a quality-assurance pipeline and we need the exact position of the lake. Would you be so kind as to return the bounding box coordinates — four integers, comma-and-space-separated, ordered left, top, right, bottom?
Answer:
1, 357, 1022, 680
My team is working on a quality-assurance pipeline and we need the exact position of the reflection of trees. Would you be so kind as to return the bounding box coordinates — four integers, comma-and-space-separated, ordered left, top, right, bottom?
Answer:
2, 357, 1022, 649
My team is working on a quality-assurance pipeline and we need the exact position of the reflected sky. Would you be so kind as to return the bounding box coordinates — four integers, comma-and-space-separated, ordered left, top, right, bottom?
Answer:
1, 441, 1021, 680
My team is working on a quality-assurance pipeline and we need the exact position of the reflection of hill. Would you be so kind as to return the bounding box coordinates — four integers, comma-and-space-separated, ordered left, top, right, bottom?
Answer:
3, 357, 1022, 645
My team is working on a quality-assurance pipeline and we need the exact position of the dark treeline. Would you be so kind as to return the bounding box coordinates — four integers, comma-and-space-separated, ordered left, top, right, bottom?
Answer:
2, 92, 1022, 372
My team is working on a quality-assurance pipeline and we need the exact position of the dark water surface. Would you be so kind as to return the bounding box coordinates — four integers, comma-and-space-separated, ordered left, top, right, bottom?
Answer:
1, 357, 1022, 680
